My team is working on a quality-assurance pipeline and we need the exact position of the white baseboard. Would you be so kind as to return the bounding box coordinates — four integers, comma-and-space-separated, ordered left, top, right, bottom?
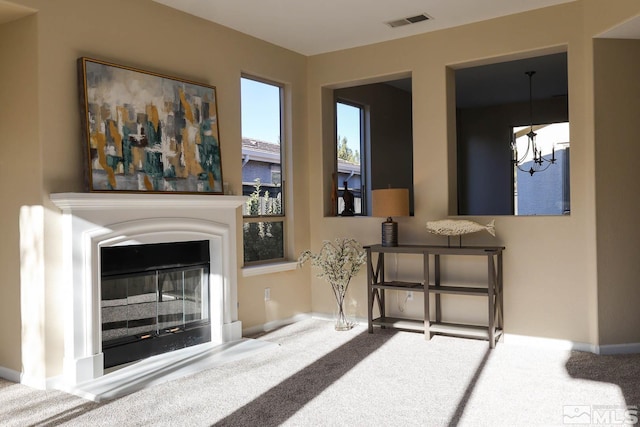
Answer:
0, 366, 21, 383
242, 316, 640, 356
242, 313, 370, 337
223, 320, 243, 341
597, 342, 640, 355
19, 373, 47, 390
310, 312, 369, 326
504, 334, 640, 355
310, 312, 334, 322
242, 313, 312, 337
504, 333, 598, 353
0, 366, 66, 390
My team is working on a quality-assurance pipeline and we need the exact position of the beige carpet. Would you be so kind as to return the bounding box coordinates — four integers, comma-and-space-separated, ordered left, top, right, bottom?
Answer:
1, 318, 639, 426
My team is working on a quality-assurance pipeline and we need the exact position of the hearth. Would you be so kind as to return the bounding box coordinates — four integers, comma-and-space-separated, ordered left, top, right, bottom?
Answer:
101, 240, 211, 368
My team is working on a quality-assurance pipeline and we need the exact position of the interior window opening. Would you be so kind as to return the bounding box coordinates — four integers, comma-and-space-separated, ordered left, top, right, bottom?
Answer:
453, 51, 569, 216
326, 77, 414, 218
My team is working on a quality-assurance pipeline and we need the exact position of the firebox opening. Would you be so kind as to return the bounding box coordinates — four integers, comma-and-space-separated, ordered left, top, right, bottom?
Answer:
100, 240, 211, 369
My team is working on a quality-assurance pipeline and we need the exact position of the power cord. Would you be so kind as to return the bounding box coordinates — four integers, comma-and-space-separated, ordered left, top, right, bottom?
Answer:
394, 254, 411, 312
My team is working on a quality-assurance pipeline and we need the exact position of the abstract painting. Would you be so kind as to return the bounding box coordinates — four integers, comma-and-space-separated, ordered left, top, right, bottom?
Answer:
78, 57, 224, 193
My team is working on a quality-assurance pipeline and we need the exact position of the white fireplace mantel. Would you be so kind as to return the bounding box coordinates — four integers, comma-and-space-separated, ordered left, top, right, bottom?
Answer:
51, 192, 247, 211
50, 192, 246, 386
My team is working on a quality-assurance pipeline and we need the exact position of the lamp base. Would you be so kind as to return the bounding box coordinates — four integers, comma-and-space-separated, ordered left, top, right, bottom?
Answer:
381, 219, 398, 247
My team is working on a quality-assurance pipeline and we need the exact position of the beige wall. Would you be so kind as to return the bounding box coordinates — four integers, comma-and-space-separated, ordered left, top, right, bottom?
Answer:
0, 0, 311, 378
0, 13, 39, 374
2, 0, 640, 382
594, 38, 640, 345
306, 1, 637, 344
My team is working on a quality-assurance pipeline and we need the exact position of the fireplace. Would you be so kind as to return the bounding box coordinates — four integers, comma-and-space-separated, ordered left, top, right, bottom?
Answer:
101, 240, 211, 368
50, 193, 245, 386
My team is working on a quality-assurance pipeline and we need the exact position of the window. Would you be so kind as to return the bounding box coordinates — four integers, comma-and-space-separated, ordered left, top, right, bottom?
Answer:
241, 76, 285, 264
336, 101, 365, 215
512, 122, 570, 215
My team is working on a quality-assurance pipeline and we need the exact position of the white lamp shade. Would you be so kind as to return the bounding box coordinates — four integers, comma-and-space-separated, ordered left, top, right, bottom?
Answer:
372, 188, 410, 218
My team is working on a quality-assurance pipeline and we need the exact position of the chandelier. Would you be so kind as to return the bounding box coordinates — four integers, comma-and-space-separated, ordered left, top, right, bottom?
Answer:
511, 71, 556, 176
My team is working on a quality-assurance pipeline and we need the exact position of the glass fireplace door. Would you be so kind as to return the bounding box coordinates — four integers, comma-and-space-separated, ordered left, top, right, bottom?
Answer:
157, 267, 210, 332
101, 266, 211, 368
101, 266, 210, 346
100, 240, 211, 368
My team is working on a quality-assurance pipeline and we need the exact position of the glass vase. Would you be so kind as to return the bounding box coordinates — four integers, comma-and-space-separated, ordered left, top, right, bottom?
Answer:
334, 304, 349, 331
334, 292, 354, 331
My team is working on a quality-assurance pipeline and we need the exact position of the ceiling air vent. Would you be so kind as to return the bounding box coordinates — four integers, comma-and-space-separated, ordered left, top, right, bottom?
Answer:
386, 13, 431, 28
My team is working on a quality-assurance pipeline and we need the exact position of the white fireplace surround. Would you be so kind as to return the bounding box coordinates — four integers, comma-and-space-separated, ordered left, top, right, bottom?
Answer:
50, 192, 246, 386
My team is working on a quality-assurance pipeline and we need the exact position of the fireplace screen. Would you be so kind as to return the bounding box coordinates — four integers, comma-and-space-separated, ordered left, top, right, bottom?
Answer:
101, 240, 211, 368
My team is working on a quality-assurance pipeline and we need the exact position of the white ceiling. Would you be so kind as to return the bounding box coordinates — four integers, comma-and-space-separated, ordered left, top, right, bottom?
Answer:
0, 0, 35, 25
152, 0, 576, 56
597, 15, 640, 40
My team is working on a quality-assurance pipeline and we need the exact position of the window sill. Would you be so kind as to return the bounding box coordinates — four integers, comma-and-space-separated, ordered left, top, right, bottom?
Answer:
242, 261, 298, 277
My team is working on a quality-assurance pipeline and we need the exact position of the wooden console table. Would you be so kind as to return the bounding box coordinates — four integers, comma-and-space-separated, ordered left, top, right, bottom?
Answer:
365, 244, 504, 348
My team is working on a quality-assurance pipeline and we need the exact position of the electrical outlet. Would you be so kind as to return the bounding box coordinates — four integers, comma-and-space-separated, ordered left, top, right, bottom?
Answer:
407, 291, 414, 301
264, 287, 271, 301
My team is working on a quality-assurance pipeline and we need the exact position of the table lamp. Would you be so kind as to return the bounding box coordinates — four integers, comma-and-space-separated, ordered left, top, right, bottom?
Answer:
372, 188, 409, 247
